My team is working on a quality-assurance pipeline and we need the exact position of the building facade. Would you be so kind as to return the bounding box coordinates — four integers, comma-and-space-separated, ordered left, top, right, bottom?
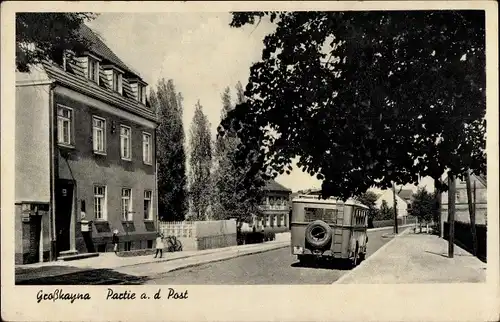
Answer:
15, 24, 158, 264
258, 180, 292, 232
440, 174, 487, 236
374, 190, 409, 219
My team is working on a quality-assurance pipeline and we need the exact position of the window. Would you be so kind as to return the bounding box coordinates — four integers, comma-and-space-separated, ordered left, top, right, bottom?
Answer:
112, 70, 122, 93
88, 56, 99, 83
94, 185, 107, 220
138, 84, 146, 104
142, 132, 152, 164
121, 188, 132, 221
92, 116, 106, 153
120, 126, 131, 160
57, 105, 73, 145
144, 190, 153, 220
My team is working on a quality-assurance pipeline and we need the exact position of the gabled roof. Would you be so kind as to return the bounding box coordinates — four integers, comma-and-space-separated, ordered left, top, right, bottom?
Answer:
264, 180, 292, 193
79, 24, 142, 79
441, 173, 487, 188
476, 174, 487, 187
397, 189, 414, 201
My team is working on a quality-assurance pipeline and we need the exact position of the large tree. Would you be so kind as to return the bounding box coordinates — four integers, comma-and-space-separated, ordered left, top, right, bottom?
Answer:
409, 188, 440, 231
149, 79, 188, 221
189, 101, 213, 220
220, 11, 486, 200
211, 83, 266, 222
378, 200, 394, 221
16, 13, 98, 72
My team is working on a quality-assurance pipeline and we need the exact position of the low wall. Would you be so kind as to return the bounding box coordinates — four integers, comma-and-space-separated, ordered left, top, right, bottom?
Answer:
443, 221, 487, 262
372, 219, 403, 228
158, 220, 237, 251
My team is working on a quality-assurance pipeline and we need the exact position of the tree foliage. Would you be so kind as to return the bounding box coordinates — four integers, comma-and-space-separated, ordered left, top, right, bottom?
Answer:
149, 79, 188, 221
378, 200, 393, 221
354, 191, 380, 227
16, 13, 98, 72
211, 83, 266, 222
189, 101, 213, 220
409, 188, 439, 223
220, 11, 486, 200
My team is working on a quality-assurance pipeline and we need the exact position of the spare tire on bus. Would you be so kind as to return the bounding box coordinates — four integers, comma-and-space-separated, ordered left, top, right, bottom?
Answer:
305, 220, 332, 248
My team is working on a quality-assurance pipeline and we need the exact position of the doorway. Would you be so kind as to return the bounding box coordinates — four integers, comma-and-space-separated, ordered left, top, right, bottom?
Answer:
55, 180, 74, 254
28, 214, 42, 264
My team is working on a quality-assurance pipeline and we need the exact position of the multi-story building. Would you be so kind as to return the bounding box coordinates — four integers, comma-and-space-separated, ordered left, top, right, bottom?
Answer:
15, 24, 158, 264
259, 180, 292, 233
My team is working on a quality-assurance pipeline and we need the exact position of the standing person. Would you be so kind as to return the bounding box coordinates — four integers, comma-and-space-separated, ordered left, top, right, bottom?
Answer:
112, 229, 119, 255
154, 233, 164, 258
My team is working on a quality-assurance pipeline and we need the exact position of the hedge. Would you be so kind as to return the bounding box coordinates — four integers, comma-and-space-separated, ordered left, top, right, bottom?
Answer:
443, 221, 487, 262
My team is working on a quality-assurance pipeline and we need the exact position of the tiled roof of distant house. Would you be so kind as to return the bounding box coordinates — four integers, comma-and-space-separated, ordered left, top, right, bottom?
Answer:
79, 24, 141, 78
398, 189, 414, 202
264, 180, 292, 192
476, 174, 487, 187
441, 173, 487, 188
37, 24, 156, 123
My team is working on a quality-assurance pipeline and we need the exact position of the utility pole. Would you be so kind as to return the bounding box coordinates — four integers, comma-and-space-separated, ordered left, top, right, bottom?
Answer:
392, 183, 398, 234
447, 174, 456, 258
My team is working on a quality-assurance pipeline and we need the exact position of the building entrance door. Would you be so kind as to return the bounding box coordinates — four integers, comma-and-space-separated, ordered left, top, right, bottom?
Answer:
55, 180, 74, 254
28, 214, 41, 263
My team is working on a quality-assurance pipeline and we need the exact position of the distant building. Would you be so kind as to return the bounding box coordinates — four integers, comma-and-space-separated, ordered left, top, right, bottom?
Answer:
397, 189, 414, 205
258, 180, 292, 230
374, 190, 408, 219
440, 174, 487, 236
15, 24, 158, 264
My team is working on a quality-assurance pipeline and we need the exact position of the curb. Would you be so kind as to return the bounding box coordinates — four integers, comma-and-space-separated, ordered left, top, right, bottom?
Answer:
155, 243, 289, 277
368, 224, 414, 232
333, 227, 411, 284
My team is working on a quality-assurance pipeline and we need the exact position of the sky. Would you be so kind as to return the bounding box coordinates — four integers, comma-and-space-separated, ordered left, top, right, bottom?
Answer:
87, 12, 434, 194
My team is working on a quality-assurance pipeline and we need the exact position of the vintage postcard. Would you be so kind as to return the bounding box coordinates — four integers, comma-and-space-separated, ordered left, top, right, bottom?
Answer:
1, 1, 499, 321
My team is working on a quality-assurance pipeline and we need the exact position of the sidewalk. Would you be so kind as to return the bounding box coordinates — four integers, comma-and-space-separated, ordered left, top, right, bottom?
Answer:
16, 233, 290, 283
336, 228, 486, 284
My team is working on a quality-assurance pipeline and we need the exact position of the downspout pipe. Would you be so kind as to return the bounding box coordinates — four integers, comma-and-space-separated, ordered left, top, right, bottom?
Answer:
48, 82, 56, 261
155, 125, 159, 231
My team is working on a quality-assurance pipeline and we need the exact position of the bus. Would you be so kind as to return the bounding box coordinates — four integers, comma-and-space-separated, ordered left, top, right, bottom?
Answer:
290, 195, 369, 266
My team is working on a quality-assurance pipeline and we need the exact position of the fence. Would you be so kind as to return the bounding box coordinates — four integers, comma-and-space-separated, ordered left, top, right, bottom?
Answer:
443, 221, 487, 262
158, 221, 194, 238
158, 220, 237, 251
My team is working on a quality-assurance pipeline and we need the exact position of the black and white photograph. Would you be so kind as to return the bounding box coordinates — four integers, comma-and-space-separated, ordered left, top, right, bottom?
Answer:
1, 1, 499, 321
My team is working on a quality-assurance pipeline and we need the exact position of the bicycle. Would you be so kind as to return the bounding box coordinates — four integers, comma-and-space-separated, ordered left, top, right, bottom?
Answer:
164, 235, 183, 252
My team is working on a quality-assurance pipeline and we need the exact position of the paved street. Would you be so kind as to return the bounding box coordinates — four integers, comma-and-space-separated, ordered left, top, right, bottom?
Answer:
145, 228, 392, 285
17, 228, 393, 285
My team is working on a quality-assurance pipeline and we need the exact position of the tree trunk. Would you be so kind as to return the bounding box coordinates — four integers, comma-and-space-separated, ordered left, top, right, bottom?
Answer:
392, 183, 398, 234
447, 174, 456, 258
465, 171, 478, 256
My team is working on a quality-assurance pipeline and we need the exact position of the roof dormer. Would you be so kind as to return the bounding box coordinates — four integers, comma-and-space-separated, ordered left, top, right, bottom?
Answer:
84, 52, 102, 85
103, 65, 124, 95
128, 78, 148, 105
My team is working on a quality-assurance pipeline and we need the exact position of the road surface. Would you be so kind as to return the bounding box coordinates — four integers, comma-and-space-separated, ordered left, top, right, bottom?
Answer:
146, 228, 393, 285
